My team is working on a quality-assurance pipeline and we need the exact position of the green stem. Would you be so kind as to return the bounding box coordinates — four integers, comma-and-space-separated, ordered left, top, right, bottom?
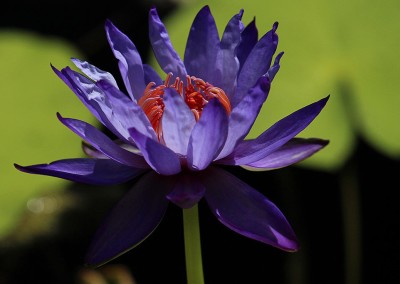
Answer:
340, 162, 362, 284
183, 204, 205, 284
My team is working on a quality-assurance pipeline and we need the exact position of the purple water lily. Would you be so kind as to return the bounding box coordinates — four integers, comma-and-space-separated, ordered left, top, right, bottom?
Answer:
15, 5, 329, 267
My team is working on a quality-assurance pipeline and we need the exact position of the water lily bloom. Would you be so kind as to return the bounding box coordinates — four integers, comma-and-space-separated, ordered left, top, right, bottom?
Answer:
15, 5, 329, 267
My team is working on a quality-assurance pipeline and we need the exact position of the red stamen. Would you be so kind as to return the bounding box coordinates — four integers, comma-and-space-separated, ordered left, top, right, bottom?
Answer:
138, 73, 231, 141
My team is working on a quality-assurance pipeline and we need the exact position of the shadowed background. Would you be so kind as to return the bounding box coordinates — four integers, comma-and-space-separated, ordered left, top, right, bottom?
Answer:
0, 0, 399, 283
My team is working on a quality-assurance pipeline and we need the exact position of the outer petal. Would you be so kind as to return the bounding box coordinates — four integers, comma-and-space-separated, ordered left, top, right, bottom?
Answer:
214, 9, 244, 100
162, 88, 196, 155
216, 76, 270, 159
96, 80, 157, 141
129, 128, 181, 175
203, 167, 298, 251
105, 19, 146, 102
234, 22, 278, 107
52, 66, 106, 126
71, 58, 119, 88
149, 8, 186, 79
53, 66, 131, 143
82, 141, 107, 159
187, 99, 228, 170
265, 52, 284, 81
219, 96, 330, 166
57, 113, 148, 168
85, 171, 172, 267
82, 140, 140, 159
237, 18, 258, 73
166, 172, 205, 209
243, 138, 329, 170
14, 158, 144, 185
184, 5, 219, 82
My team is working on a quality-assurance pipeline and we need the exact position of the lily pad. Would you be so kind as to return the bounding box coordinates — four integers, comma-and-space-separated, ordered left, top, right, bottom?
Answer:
0, 30, 95, 237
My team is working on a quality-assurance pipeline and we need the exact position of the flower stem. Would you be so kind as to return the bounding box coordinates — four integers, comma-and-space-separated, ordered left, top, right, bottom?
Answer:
340, 162, 362, 284
183, 204, 204, 284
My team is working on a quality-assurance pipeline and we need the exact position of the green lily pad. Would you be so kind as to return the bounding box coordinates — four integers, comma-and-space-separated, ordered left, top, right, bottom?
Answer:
0, 30, 95, 237
148, 0, 400, 171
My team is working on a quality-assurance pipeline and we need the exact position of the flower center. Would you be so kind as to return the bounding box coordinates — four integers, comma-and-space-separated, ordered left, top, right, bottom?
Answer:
138, 73, 231, 140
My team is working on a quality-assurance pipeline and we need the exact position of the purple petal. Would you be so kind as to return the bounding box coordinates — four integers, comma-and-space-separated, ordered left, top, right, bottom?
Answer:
265, 52, 284, 81
203, 167, 298, 251
143, 64, 163, 85
129, 128, 181, 175
82, 141, 107, 159
105, 19, 146, 102
217, 76, 270, 159
187, 99, 228, 170
237, 18, 258, 72
149, 8, 186, 80
96, 79, 157, 141
214, 9, 244, 100
52, 66, 106, 126
162, 88, 196, 155
14, 158, 144, 185
53, 66, 130, 142
244, 138, 329, 170
71, 58, 119, 87
184, 5, 219, 82
85, 171, 172, 267
219, 96, 330, 166
234, 22, 279, 107
166, 172, 205, 209
57, 113, 149, 168
82, 140, 141, 159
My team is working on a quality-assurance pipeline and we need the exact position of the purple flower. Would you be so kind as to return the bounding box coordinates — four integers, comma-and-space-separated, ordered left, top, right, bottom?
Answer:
15, 6, 329, 266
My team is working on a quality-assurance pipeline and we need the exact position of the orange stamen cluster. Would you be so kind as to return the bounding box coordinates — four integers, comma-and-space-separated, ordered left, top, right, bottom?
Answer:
138, 73, 231, 140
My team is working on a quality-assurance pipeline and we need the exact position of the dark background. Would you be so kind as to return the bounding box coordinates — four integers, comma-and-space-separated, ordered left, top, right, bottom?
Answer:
1, 1, 399, 283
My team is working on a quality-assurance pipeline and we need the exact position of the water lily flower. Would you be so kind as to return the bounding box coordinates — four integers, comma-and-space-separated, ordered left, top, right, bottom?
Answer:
15, 5, 329, 268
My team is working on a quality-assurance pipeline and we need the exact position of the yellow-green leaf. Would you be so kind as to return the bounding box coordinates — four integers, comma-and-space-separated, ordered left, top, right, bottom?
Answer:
0, 30, 95, 237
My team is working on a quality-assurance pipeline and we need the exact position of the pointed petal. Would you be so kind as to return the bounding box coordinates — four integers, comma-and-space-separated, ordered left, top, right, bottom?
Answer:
52, 65, 106, 126
265, 52, 284, 81
243, 138, 329, 170
57, 113, 148, 168
166, 172, 205, 209
203, 167, 298, 251
149, 8, 186, 79
71, 58, 119, 87
96, 79, 157, 141
184, 5, 220, 81
237, 18, 258, 72
214, 9, 244, 100
187, 99, 228, 170
219, 96, 330, 166
129, 128, 181, 175
234, 22, 279, 107
105, 19, 146, 102
217, 76, 270, 159
14, 158, 144, 185
85, 171, 172, 267
162, 88, 196, 155
53, 66, 131, 142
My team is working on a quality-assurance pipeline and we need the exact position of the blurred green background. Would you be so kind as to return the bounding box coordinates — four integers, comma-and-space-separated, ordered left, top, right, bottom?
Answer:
0, 31, 96, 238
0, 0, 399, 283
